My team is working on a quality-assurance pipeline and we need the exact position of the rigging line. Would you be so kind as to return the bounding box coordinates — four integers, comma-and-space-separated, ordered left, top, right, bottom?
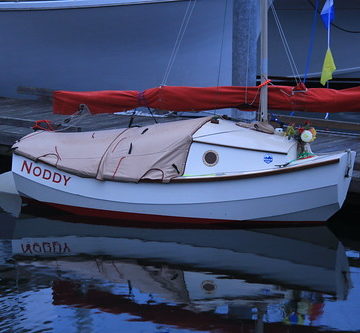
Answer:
162, 0, 197, 85
212, 0, 229, 116
163, 0, 196, 84
306, 0, 360, 33
162, 1, 192, 85
271, 6, 297, 80
162, 1, 192, 84
327, 2, 331, 49
271, 3, 301, 83
271, 3, 301, 81
244, 0, 254, 105
162, 0, 193, 85
170, 0, 197, 69
303, 0, 319, 83
271, 5, 295, 79
216, 0, 229, 88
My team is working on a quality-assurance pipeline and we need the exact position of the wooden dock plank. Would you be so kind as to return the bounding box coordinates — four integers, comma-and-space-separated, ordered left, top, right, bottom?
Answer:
277, 114, 360, 133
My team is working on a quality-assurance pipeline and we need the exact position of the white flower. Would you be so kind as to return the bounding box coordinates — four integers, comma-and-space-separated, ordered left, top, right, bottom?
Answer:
300, 130, 313, 143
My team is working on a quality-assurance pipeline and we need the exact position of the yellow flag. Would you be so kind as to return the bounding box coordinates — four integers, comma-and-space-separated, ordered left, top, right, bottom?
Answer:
320, 48, 336, 86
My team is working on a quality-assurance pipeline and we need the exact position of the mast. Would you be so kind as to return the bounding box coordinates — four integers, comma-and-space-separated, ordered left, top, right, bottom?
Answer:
259, 0, 268, 122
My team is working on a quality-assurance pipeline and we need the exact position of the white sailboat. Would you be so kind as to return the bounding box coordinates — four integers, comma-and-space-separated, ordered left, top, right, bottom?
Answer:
10, 0, 356, 224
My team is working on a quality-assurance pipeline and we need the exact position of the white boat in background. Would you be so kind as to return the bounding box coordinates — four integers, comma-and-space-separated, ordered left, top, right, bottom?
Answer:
1, 0, 360, 101
0, 0, 232, 99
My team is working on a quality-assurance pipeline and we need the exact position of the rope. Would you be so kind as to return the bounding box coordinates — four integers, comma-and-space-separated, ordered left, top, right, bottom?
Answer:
32, 119, 56, 131
327, 2, 331, 49
216, 0, 229, 87
244, 0, 254, 106
270, 3, 301, 84
162, 0, 197, 85
258, 79, 272, 88
303, 0, 319, 83
54, 104, 90, 132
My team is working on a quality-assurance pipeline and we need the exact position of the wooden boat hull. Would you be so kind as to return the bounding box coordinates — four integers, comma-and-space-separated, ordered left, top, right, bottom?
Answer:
11, 151, 355, 223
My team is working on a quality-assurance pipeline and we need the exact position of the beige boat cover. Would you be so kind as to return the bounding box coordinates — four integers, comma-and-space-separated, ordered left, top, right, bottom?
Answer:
13, 117, 211, 183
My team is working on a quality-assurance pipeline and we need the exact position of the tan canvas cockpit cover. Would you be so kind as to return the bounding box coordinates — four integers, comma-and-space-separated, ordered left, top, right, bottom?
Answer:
13, 117, 211, 183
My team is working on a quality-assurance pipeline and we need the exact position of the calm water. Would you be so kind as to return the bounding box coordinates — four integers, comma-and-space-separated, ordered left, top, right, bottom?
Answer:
0, 186, 360, 332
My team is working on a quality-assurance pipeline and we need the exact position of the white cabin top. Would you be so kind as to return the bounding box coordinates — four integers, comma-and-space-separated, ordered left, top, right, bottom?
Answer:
193, 119, 296, 155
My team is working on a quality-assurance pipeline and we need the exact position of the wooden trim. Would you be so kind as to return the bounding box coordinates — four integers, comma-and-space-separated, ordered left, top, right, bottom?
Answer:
193, 139, 289, 155
0, 116, 81, 132
17, 86, 54, 97
0, 116, 39, 128
277, 115, 360, 133
171, 157, 340, 183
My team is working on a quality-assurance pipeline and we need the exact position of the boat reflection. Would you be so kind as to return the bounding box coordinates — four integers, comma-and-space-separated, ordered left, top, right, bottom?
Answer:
0, 188, 353, 332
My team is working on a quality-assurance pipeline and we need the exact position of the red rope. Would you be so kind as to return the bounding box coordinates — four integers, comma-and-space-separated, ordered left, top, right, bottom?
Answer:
32, 120, 56, 131
257, 79, 272, 88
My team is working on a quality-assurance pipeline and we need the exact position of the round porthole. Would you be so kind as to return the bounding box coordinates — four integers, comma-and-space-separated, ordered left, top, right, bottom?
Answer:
203, 150, 219, 167
201, 280, 217, 293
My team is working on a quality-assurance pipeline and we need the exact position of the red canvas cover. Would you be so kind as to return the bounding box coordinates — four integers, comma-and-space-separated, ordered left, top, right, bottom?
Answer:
53, 83, 360, 115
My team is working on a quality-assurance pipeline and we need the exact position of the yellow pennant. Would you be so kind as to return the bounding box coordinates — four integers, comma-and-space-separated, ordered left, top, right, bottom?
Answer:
320, 48, 336, 86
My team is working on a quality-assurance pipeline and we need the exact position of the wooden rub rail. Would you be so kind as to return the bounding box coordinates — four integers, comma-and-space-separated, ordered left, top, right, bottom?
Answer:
17, 86, 55, 98
277, 115, 360, 133
0, 116, 55, 128
0, 116, 81, 133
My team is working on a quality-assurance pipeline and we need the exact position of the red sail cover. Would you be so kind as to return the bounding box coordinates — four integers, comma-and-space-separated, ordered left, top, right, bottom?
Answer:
53, 84, 360, 115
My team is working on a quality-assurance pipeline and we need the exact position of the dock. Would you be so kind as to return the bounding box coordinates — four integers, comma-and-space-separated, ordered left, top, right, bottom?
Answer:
0, 96, 359, 194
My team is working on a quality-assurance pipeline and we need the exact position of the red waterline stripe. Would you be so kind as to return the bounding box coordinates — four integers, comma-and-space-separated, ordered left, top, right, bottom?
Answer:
26, 199, 324, 227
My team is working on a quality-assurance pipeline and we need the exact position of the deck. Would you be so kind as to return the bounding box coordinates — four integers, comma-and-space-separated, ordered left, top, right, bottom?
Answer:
0, 96, 359, 193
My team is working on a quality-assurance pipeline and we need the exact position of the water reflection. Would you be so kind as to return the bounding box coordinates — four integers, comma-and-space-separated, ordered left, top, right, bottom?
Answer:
0, 188, 359, 332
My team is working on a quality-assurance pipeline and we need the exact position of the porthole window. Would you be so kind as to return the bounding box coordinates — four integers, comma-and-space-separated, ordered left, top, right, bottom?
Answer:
203, 150, 219, 167
201, 280, 217, 293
